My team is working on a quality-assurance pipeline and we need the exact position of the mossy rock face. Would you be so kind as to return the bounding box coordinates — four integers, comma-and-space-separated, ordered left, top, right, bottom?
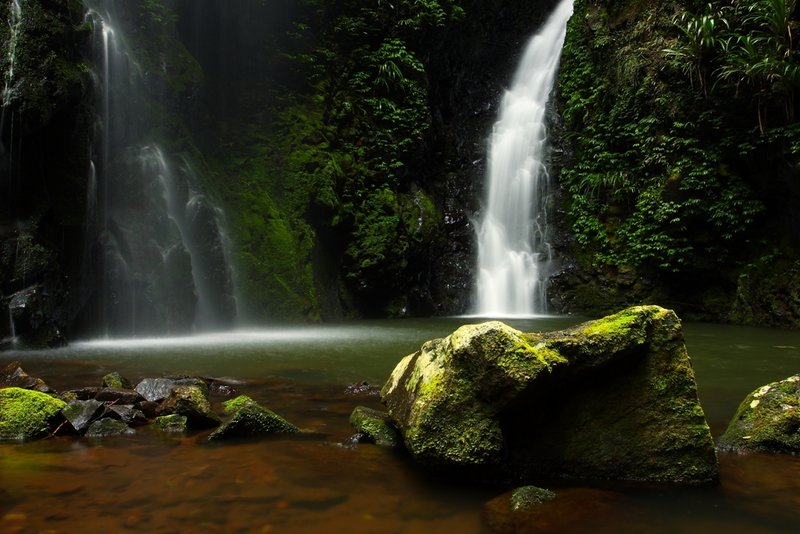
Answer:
382, 306, 719, 485
0, 387, 67, 441
349, 406, 401, 447
718, 375, 800, 454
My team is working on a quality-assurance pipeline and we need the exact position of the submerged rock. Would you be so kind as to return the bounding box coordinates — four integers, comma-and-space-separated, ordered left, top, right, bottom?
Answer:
381, 305, 718, 485
209, 397, 299, 440
0, 387, 66, 440
85, 418, 135, 437
509, 486, 557, 511
152, 414, 189, 433
344, 381, 380, 396
718, 374, 800, 454
349, 406, 401, 447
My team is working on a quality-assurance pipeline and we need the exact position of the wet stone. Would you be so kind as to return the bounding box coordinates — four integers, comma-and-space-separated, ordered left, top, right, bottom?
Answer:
102, 372, 133, 390
135, 378, 179, 402
152, 414, 188, 433
61, 387, 100, 401
344, 381, 380, 397
85, 418, 135, 438
62, 399, 105, 434
95, 387, 142, 404
349, 406, 401, 447
107, 405, 148, 426
158, 385, 220, 428
0, 361, 53, 393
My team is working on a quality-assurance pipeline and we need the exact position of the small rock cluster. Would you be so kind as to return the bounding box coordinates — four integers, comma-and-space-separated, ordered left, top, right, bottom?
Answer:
0, 361, 298, 441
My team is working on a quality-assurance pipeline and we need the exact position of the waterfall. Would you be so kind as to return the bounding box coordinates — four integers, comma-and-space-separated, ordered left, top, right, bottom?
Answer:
1, 0, 21, 109
84, 1, 237, 336
1, 0, 22, 201
474, 0, 573, 317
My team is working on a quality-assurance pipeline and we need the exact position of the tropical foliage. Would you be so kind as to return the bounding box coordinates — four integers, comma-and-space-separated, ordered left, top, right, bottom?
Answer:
555, 0, 797, 317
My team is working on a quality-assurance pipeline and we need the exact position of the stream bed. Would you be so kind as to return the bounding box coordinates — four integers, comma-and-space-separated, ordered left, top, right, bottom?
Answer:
2, 317, 800, 533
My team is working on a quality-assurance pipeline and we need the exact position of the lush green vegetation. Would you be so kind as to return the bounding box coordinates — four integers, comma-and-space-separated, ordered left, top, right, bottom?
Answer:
205, 0, 463, 319
556, 0, 800, 324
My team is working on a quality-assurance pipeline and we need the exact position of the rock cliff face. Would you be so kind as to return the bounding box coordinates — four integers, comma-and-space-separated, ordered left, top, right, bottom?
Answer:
382, 306, 719, 485
0, 0, 91, 346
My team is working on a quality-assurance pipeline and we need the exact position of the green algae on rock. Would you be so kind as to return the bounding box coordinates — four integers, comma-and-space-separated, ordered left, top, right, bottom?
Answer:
209, 401, 300, 441
718, 374, 800, 454
158, 385, 220, 429
381, 305, 719, 485
0, 387, 67, 441
152, 414, 189, 433
349, 406, 402, 447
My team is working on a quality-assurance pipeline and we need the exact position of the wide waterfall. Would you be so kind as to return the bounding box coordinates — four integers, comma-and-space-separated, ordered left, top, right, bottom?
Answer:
474, 0, 573, 317
83, 1, 237, 336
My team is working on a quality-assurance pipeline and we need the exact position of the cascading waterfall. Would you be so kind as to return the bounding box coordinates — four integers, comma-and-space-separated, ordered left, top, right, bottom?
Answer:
83, 1, 237, 336
474, 0, 573, 317
1, 0, 21, 109
1, 0, 22, 202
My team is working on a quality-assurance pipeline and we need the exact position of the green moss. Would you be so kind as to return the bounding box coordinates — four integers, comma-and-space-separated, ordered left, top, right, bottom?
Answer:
349, 406, 401, 447
579, 308, 642, 337
222, 395, 256, 414
719, 375, 800, 454
101, 372, 132, 390
152, 414, 188, 433
208, 404, 300, 440
510, 486, 557, 511
0, 387, 66, 441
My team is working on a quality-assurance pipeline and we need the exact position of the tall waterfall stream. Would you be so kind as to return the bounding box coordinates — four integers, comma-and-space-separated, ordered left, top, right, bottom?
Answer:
474, 0, 573, 317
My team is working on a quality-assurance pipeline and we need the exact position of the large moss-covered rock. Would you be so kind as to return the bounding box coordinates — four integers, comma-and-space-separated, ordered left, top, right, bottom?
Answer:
0, 387, 66, 441
382, 305, 718, 485
718, 374, 800, 454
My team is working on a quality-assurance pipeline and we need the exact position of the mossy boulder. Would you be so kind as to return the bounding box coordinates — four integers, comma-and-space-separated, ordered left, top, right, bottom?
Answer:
0, 387, 66, 441
349, 406, 402, 447
718, 374, 800, 454
382, 305, 718, 485
157, 385, 220, 429
209, 398, 299, 441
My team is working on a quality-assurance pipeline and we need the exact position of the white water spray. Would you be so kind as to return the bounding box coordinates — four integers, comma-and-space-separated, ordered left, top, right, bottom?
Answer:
474, 0, 573, 317
1, 0, 22, 108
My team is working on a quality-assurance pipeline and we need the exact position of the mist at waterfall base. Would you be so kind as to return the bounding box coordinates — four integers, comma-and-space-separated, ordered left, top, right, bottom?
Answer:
80, 1, 237, 338
474, 0, 572, 318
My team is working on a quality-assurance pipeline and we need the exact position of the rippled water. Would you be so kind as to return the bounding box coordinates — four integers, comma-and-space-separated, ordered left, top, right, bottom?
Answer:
2, 317, 800, 533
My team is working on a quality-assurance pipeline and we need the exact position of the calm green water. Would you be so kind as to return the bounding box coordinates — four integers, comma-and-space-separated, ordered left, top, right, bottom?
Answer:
2, 317, 799, 533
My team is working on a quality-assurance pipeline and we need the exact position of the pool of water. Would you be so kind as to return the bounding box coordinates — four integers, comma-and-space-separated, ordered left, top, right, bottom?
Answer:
2, 316, 800, 533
